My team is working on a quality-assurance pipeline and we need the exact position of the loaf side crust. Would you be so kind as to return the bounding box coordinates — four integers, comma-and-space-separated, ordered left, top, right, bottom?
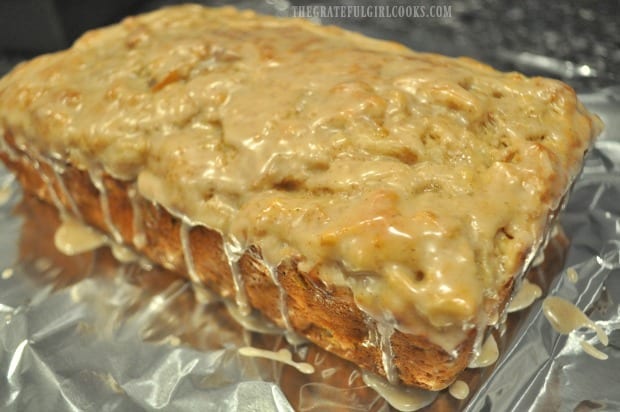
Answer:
1, 135, 482, 390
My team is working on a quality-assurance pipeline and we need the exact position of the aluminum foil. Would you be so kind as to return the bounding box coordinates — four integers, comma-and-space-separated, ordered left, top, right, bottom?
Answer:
465, 87, 620, 411
1, 2, 620, 411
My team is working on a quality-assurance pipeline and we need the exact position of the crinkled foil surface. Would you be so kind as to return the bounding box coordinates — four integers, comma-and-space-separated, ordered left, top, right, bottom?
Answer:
1, 1, 620, 411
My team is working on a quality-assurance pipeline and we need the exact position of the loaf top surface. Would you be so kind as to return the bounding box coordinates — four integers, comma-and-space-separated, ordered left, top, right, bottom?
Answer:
0, 5, 602, 351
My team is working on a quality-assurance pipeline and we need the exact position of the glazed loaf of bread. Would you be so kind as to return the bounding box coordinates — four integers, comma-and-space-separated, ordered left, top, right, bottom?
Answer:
0, 5, 602, 390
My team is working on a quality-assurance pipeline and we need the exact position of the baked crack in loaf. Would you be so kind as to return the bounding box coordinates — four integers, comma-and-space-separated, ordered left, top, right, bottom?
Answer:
0, 5, 602, 391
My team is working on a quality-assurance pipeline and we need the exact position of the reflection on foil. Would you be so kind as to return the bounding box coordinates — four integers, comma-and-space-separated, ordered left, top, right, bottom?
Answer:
495, 50, 599, 80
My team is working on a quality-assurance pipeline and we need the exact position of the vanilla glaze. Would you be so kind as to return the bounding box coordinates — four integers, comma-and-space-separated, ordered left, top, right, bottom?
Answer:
0, 5, 602, 354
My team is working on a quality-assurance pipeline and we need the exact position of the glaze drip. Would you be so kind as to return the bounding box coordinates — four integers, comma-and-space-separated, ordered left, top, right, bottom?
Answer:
377, 320, 398, 385
179, 219, 202, 285
222, 236, 251, 316
89, 168, 123, 244
127, 184, 147, 248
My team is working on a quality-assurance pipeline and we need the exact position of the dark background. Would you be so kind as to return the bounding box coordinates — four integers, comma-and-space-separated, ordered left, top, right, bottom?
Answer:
0, 0, 618, 92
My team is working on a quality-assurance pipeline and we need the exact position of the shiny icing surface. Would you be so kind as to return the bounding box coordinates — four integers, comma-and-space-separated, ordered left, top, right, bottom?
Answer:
0, 5, 602, 349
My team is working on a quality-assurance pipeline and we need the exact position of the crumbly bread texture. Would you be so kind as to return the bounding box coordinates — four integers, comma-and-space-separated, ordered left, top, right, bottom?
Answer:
0, 5, 602, 390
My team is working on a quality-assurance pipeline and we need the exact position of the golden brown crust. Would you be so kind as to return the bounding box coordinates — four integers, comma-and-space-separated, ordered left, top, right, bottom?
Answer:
1, 133, 475, 390
0, 5, 600, 392
0, 6, 602, 345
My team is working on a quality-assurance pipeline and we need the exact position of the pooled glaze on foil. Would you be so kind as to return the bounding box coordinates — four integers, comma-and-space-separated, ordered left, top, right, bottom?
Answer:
54, 216, 107, 255
238, 346, 315, 374
448, 380, 470, 400
362, 372, 437, 411
506, 279, 542, 313
468, 334, 499, 369
542, 296, 609, 358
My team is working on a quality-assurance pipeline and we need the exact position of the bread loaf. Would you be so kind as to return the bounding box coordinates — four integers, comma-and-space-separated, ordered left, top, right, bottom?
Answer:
0, 5, 602, 390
